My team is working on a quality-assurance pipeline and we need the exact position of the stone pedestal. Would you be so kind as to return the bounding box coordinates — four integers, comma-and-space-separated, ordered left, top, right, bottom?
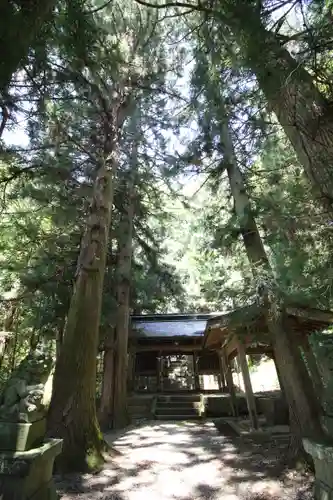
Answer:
0, 438, 62, 500
0, 419, 46, 452
303, 438, 333, 500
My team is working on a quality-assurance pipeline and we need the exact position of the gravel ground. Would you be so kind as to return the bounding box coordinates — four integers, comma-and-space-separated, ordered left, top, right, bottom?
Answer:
55, 420, 314, 500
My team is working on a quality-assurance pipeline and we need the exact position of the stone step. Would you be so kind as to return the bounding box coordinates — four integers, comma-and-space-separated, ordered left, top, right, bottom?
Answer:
155, 414, 202, 420
155, 407, 199, 416
128, 405, 151, 411
156, 401, 200, 409
157, 395, 201, 403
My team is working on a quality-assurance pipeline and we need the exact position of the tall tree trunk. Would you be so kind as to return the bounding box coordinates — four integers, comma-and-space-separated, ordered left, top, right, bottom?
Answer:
112, 174, 135, 429
0, 298, 19, 371
98, 328, 115, 430
223, 0, 333, 213
47, 95, 124, 472
220, 111, 324, 454
0, 0, 56, 94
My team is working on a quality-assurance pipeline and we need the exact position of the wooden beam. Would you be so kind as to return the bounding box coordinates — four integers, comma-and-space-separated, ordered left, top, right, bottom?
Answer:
134, 345, 202, 353
286, 305, 333, 325
236, 336, 259, 429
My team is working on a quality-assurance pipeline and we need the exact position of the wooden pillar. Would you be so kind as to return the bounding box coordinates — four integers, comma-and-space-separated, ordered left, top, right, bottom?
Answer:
223, 348, 238, 417
193, 352, 200, 391
233, 356, 242, 391
236, 337, 258, 429
157, 351, 162, 392
127, 348, 136, 393
218, 350, 227, 391
301, 335, 323, 398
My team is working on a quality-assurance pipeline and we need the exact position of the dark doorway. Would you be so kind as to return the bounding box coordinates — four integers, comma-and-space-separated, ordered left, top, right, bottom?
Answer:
161, 354, 195, 391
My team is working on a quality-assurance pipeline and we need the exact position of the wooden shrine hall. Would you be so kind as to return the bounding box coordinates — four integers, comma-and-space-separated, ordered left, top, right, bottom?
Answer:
129, 313, 223, 393
127, 302, 333, 426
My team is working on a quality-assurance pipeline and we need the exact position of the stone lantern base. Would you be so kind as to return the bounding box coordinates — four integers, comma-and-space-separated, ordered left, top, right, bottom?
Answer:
303, 437, 333, 500
0, 438, 62, 500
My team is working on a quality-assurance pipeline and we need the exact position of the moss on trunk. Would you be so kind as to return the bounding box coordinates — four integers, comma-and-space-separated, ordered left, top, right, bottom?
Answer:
47, 270, 109, 472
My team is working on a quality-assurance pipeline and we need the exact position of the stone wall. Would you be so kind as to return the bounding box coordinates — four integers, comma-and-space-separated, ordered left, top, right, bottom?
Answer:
127, 395, 154, 422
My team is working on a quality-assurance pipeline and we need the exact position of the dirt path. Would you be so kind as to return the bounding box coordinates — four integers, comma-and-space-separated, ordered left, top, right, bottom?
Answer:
55, 420, 313, 500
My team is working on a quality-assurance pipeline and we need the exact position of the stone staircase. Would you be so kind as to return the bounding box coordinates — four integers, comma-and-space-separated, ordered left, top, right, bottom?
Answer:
153, 394, 204, 420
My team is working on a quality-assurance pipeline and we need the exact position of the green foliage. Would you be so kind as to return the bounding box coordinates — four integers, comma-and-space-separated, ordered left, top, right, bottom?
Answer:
1, 0, 333, 390
0, 0, 190, 383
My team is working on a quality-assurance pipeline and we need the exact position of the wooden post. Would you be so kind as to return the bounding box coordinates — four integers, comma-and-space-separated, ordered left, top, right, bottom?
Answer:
236, 337, 259, 429
218, 350, 227, 391
193, 352, 200, 391
157, 351, 162, 392
234, 356, 242, 391
301, 335, 323, 398
127, 348, 136, 393
223, 348, 238, 417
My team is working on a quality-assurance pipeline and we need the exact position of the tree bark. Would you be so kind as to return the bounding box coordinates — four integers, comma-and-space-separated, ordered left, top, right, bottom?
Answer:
301, 335, 324, 401
223, 349, 238, 416
221, 109, 324, 448
112, 175, 135, 429
127, 348, 135, 393
223, 0, 333, 213
47, 92, 125, 472
236, 338, 258, 429
99, 329, 115, 430
0, 0, 56, 94
0, 300, 18, 371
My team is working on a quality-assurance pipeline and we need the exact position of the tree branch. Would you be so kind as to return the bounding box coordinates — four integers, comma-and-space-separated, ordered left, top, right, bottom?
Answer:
134, 0, 212, 13
0, 104, 9, 138
84, 0, 113, 14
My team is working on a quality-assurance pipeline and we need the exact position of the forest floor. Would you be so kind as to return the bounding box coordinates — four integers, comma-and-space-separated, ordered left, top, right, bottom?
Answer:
55, 420, 313, 500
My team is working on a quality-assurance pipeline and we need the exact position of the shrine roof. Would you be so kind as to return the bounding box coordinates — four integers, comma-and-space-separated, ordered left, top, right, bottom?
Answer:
203, 301, 333, 351
130, 313, 223, 338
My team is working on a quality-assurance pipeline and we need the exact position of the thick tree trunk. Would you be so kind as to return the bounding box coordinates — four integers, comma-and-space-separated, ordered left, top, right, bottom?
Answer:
268, 312, 323, 439
47, 99, 123, 471
221, 112, 324, 448
0, 300, 18, 371
112, 177, 135, 429
98, 329, 115, 430
0, 1, 56, 93
47, 165, 114, 471
223, 0, 333, 213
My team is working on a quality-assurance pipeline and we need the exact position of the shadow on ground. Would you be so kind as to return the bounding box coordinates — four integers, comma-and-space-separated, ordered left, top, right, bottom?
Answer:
55, 420, 313, 500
